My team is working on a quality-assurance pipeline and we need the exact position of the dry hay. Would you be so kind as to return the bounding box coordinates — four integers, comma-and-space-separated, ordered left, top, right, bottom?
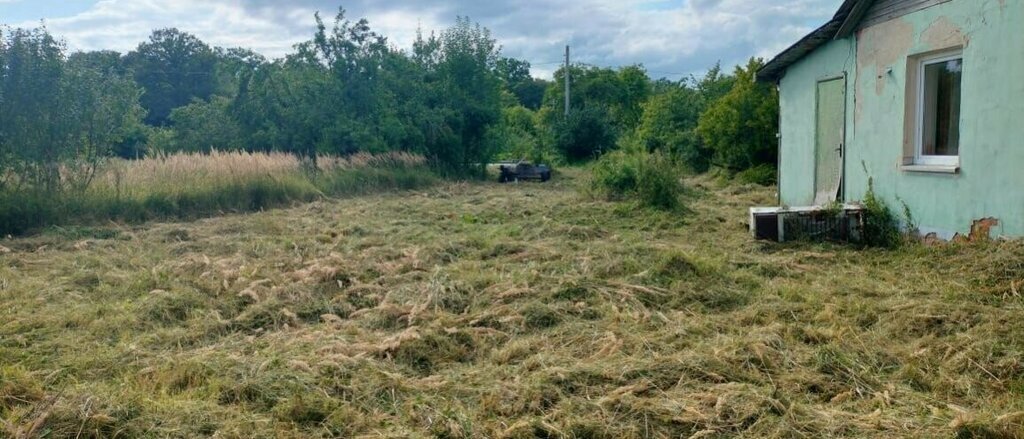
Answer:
1, 170, 1023, 437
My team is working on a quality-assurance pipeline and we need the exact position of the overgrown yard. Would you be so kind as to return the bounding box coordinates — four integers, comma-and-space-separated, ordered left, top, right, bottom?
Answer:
1, 171, 1023, 438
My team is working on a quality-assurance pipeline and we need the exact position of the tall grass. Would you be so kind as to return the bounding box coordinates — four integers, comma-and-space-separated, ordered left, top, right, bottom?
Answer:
590, 150, 684, 210
0, 151, 436, 235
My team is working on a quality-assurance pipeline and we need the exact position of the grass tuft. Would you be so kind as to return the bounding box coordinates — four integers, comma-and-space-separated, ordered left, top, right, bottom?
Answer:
1, 169, 1023, 437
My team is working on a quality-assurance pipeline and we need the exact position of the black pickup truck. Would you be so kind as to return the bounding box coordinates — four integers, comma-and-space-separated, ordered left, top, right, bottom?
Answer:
498, 160, 552, 183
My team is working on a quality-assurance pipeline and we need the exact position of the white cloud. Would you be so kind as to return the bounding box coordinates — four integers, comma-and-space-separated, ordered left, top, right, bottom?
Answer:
11, 0, 842, 79
15, 0, 315, 58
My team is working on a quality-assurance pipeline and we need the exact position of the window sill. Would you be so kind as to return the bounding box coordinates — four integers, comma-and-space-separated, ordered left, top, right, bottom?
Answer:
901, 164, 960, 174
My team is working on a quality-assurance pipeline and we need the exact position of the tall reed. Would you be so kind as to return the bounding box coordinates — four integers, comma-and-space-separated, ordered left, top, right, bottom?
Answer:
0, 151, 436, 235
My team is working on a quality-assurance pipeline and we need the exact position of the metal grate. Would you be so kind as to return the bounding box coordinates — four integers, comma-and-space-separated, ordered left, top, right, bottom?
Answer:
750, 205, 866, 243
782, 210, 864, 243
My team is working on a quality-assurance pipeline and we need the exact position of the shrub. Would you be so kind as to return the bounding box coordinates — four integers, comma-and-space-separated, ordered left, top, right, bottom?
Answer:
862, 178, 902, 248
553, 106, 618, 162
696, 58, 779, 172
592, 150, 683, 210
735, 164, 777, 186
592, 151, 641, 199
636, 152, 683, 210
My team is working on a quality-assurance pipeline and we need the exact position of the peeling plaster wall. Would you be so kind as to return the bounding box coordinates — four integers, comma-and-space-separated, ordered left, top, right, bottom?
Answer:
778, 37, 857, 207
779, 0, 1024, 238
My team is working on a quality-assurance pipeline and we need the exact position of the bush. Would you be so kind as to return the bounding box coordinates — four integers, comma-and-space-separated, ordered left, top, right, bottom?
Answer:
735, 164, 777, 186
592, 150, 683, 210
862, 178, 902, 248
696, 58, 779, 172
592, 151, 641, 199
553, 106, 618, 162
636, 152, 683, 210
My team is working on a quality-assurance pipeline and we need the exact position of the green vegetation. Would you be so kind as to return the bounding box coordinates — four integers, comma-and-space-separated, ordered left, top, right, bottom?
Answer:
636, 64, 735, 173
862, 178, 904, 249
0, 152, 436, 236
0, 5, 1009, 438
2, 171, 1022, 437
2, 10, 787, 235
697, 59, 780, 172
592, 150, 684, 210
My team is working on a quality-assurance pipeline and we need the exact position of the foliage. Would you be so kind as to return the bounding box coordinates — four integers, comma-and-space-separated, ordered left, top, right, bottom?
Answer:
862, 178, 903, 248
635, 151, 684, 210
552, 106, 618, 162
0, 26, 144, 192
592, 150, 641, 198
697, 58, 779, 171
497, 57, 549, 110
2, 17, 789, 190
636, 64, 737, 172
636, 86, 708, 171
592, 150, 683, 210
419, 16, 504, 176
0, 152, 436, 235
125, 28, 218, 126
543, 64, 651, 133
165, 97, 244, 153
230, 11, 506, 176
491, 106, 553, 164
735, 164, 777, 186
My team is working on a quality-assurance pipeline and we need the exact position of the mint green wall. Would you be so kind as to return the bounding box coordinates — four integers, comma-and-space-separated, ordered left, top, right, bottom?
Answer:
779, 0, 1024, 238
778, 38, 856, 207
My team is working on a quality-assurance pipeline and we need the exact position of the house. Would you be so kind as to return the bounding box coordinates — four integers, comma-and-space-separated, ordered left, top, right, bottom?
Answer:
757, 0, 1023, 239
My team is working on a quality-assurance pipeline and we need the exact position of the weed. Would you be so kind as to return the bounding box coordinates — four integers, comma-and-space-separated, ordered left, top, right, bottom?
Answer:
591, 150, 684, 210
735, 163, 778, 186
862, 177, 903, 248
0, 151, 437, 236
1, 170, 1022, 437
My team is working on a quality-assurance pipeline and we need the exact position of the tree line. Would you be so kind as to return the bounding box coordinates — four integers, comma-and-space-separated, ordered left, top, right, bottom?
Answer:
0, 7, 779, 193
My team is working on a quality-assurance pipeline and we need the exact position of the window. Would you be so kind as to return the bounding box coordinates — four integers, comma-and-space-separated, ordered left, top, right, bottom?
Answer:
915, 51, 963, 166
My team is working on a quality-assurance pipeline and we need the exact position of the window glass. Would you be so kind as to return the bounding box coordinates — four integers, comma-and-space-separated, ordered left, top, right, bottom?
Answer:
921, 58, 962, 157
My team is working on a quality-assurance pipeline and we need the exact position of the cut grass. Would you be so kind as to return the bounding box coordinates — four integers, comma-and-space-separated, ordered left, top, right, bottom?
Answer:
1, 170, 1023, 438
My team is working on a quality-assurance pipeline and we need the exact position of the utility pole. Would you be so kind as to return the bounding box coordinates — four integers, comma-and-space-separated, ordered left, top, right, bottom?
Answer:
564, 45, 571, 117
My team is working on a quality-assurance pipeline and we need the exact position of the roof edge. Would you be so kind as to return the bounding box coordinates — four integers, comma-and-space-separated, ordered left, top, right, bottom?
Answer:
756, 0, 868, 83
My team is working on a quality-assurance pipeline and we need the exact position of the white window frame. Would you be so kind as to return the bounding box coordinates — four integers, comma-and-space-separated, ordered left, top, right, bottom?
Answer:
914, 50, 963, 167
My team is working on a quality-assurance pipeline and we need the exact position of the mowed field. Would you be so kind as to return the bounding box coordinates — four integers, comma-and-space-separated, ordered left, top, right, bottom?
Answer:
2, 171, 1023, 438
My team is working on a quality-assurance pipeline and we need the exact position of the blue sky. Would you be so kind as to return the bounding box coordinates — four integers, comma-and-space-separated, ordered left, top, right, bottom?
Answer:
0, 0, 94, 22
0, 0, 841, 79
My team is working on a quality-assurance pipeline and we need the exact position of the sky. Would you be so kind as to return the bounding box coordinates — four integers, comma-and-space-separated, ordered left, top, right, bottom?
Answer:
0, 0, 842, 79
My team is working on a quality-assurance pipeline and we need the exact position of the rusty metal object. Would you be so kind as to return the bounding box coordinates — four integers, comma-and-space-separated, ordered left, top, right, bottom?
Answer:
498, 160, 551, 183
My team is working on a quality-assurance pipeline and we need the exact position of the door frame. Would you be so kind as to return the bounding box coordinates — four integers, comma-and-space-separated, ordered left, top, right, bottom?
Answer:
813, 73, 848, 203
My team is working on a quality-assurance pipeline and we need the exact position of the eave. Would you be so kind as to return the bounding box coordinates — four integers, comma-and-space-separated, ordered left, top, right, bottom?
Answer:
756, 0, 872, 83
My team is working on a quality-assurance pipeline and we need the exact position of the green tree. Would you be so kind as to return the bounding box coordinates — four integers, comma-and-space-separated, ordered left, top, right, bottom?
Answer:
415, 17, 504, 175
636, 85, 709, 171
697, 58, 779, 171
125, 28, 218, 126
213, 47, 267, 99
636, 62, 737, 173
552, 106, 618, 162
695, 62, 736, 106
0, 27, 144, 190
0, 27, 66, 190
62, 53, 146, 186
233, 60, 334, 158
496, 57, 548, 110
615, 65, 652, 130
166, 97, 244, 153
543, 64, 651, 131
